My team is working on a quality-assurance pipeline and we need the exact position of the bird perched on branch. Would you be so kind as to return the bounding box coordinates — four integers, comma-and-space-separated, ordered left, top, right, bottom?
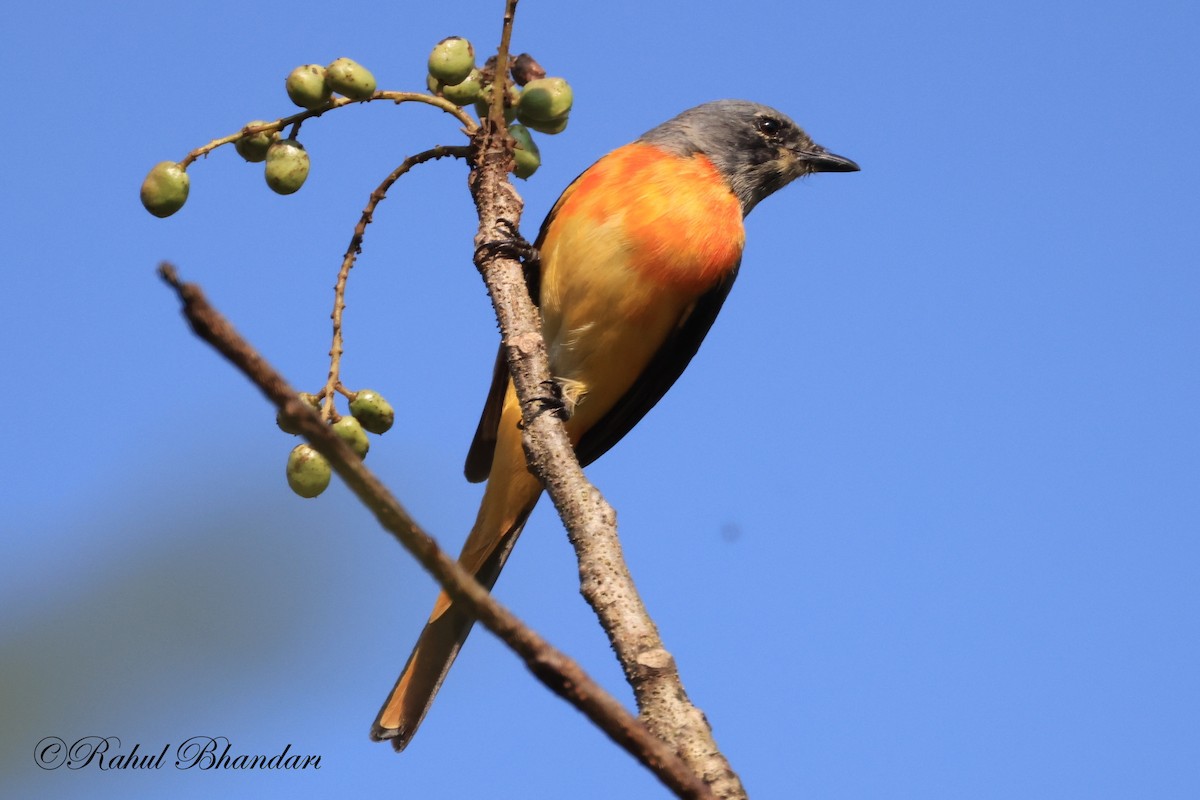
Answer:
372, 99, 859, 748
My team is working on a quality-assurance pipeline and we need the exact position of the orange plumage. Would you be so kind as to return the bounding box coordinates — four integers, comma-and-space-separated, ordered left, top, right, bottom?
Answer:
552, 143, 744, 293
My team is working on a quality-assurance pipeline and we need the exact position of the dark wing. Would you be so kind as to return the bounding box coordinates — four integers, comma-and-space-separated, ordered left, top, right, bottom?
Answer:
574, 262, 740, 467
463, 347, 509, 482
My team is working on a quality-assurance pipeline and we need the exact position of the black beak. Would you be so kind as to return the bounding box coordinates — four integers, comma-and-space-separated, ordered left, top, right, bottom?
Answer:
802, 147, 860, 173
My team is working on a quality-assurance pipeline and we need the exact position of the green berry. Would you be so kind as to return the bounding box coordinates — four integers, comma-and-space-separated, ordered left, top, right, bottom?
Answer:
140, 162, 189, 218
516, 77, 573, 123
523, 114, 569, 136
440, 68, 483, 105
286, 64, 332, 109
287, 444, 332, 498
349, 389, 395, 434
265, 139, 310, 195
508, 124, 541, 180
234, 121, 278, 163
428, 36, 475, 85
332, 416, 370, 458
277, 392, 321, 434
326, 57, 376, 101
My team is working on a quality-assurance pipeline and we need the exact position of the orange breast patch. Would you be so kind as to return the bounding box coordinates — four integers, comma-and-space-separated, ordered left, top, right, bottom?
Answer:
553, 143, 745, 294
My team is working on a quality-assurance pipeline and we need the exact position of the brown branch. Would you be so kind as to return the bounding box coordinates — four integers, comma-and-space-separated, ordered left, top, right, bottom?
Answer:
156, 262, 715, 800
467, 4, 747, 799
320, 144, 472, 420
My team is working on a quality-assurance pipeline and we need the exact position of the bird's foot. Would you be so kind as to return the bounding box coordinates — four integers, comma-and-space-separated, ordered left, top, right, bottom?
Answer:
535, 378, 572, 421
518, 379, 574, 428
473, 223, 538, 269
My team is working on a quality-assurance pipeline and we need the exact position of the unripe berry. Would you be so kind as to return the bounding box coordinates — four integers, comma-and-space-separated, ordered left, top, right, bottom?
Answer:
140, 162, 190, 218
235, 121, 278, 163
440, 69, 483, 105
265, 139, 310, 195
516, 77, 573, 123
326, 57, 376, 101
523, 114, 569, 136
508, 123, 541, 180
428, 37, 475, 86
287, 444, 332, 498
332, 416, 370, 458
286, 64, 332, 109
349, 389, 395, 434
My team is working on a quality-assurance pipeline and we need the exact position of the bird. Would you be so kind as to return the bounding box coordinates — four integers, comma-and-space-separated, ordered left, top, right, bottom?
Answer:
371, 99, 858, 749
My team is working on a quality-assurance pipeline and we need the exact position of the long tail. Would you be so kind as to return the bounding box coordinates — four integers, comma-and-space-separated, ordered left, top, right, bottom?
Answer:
370, 397, 542, 749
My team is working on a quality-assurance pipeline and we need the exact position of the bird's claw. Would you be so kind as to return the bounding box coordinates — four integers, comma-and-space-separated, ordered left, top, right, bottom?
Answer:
473, 225, 538, 269
517, 379, 571, 429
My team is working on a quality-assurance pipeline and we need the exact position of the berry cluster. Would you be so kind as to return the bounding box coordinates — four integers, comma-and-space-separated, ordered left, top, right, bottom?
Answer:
139, 56, 379, 217
281, 389, 395, 498
142, 42, 574, 501
424, 37, 573, 179
286, 58, 378, 109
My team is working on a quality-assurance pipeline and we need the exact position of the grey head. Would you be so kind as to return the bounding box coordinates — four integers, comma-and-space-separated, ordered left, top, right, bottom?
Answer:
638, 99, 859, 215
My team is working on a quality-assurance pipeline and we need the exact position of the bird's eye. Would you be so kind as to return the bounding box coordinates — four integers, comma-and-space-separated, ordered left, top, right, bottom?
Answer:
756, 116, 785, 138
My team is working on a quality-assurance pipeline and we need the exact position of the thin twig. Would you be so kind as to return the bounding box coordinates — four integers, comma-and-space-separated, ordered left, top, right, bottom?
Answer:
181, 92, 476, 168
156, 262, 715, 800
488, 2, 518, 127
320, 144, 471, 420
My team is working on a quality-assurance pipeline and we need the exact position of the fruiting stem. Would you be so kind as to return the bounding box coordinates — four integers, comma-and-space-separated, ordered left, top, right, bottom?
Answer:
180, 92, 476, 168
320, 144, 472, 420
488, 0, 520, 129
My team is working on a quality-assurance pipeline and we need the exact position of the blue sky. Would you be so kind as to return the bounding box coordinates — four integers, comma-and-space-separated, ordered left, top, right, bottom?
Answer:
3, 0, 1198, 797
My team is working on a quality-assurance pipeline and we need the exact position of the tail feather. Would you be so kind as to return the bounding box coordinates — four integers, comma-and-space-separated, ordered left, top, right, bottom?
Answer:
369, 507, 533, 748
370, 598, 472, 748
371, 394, 541, 749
